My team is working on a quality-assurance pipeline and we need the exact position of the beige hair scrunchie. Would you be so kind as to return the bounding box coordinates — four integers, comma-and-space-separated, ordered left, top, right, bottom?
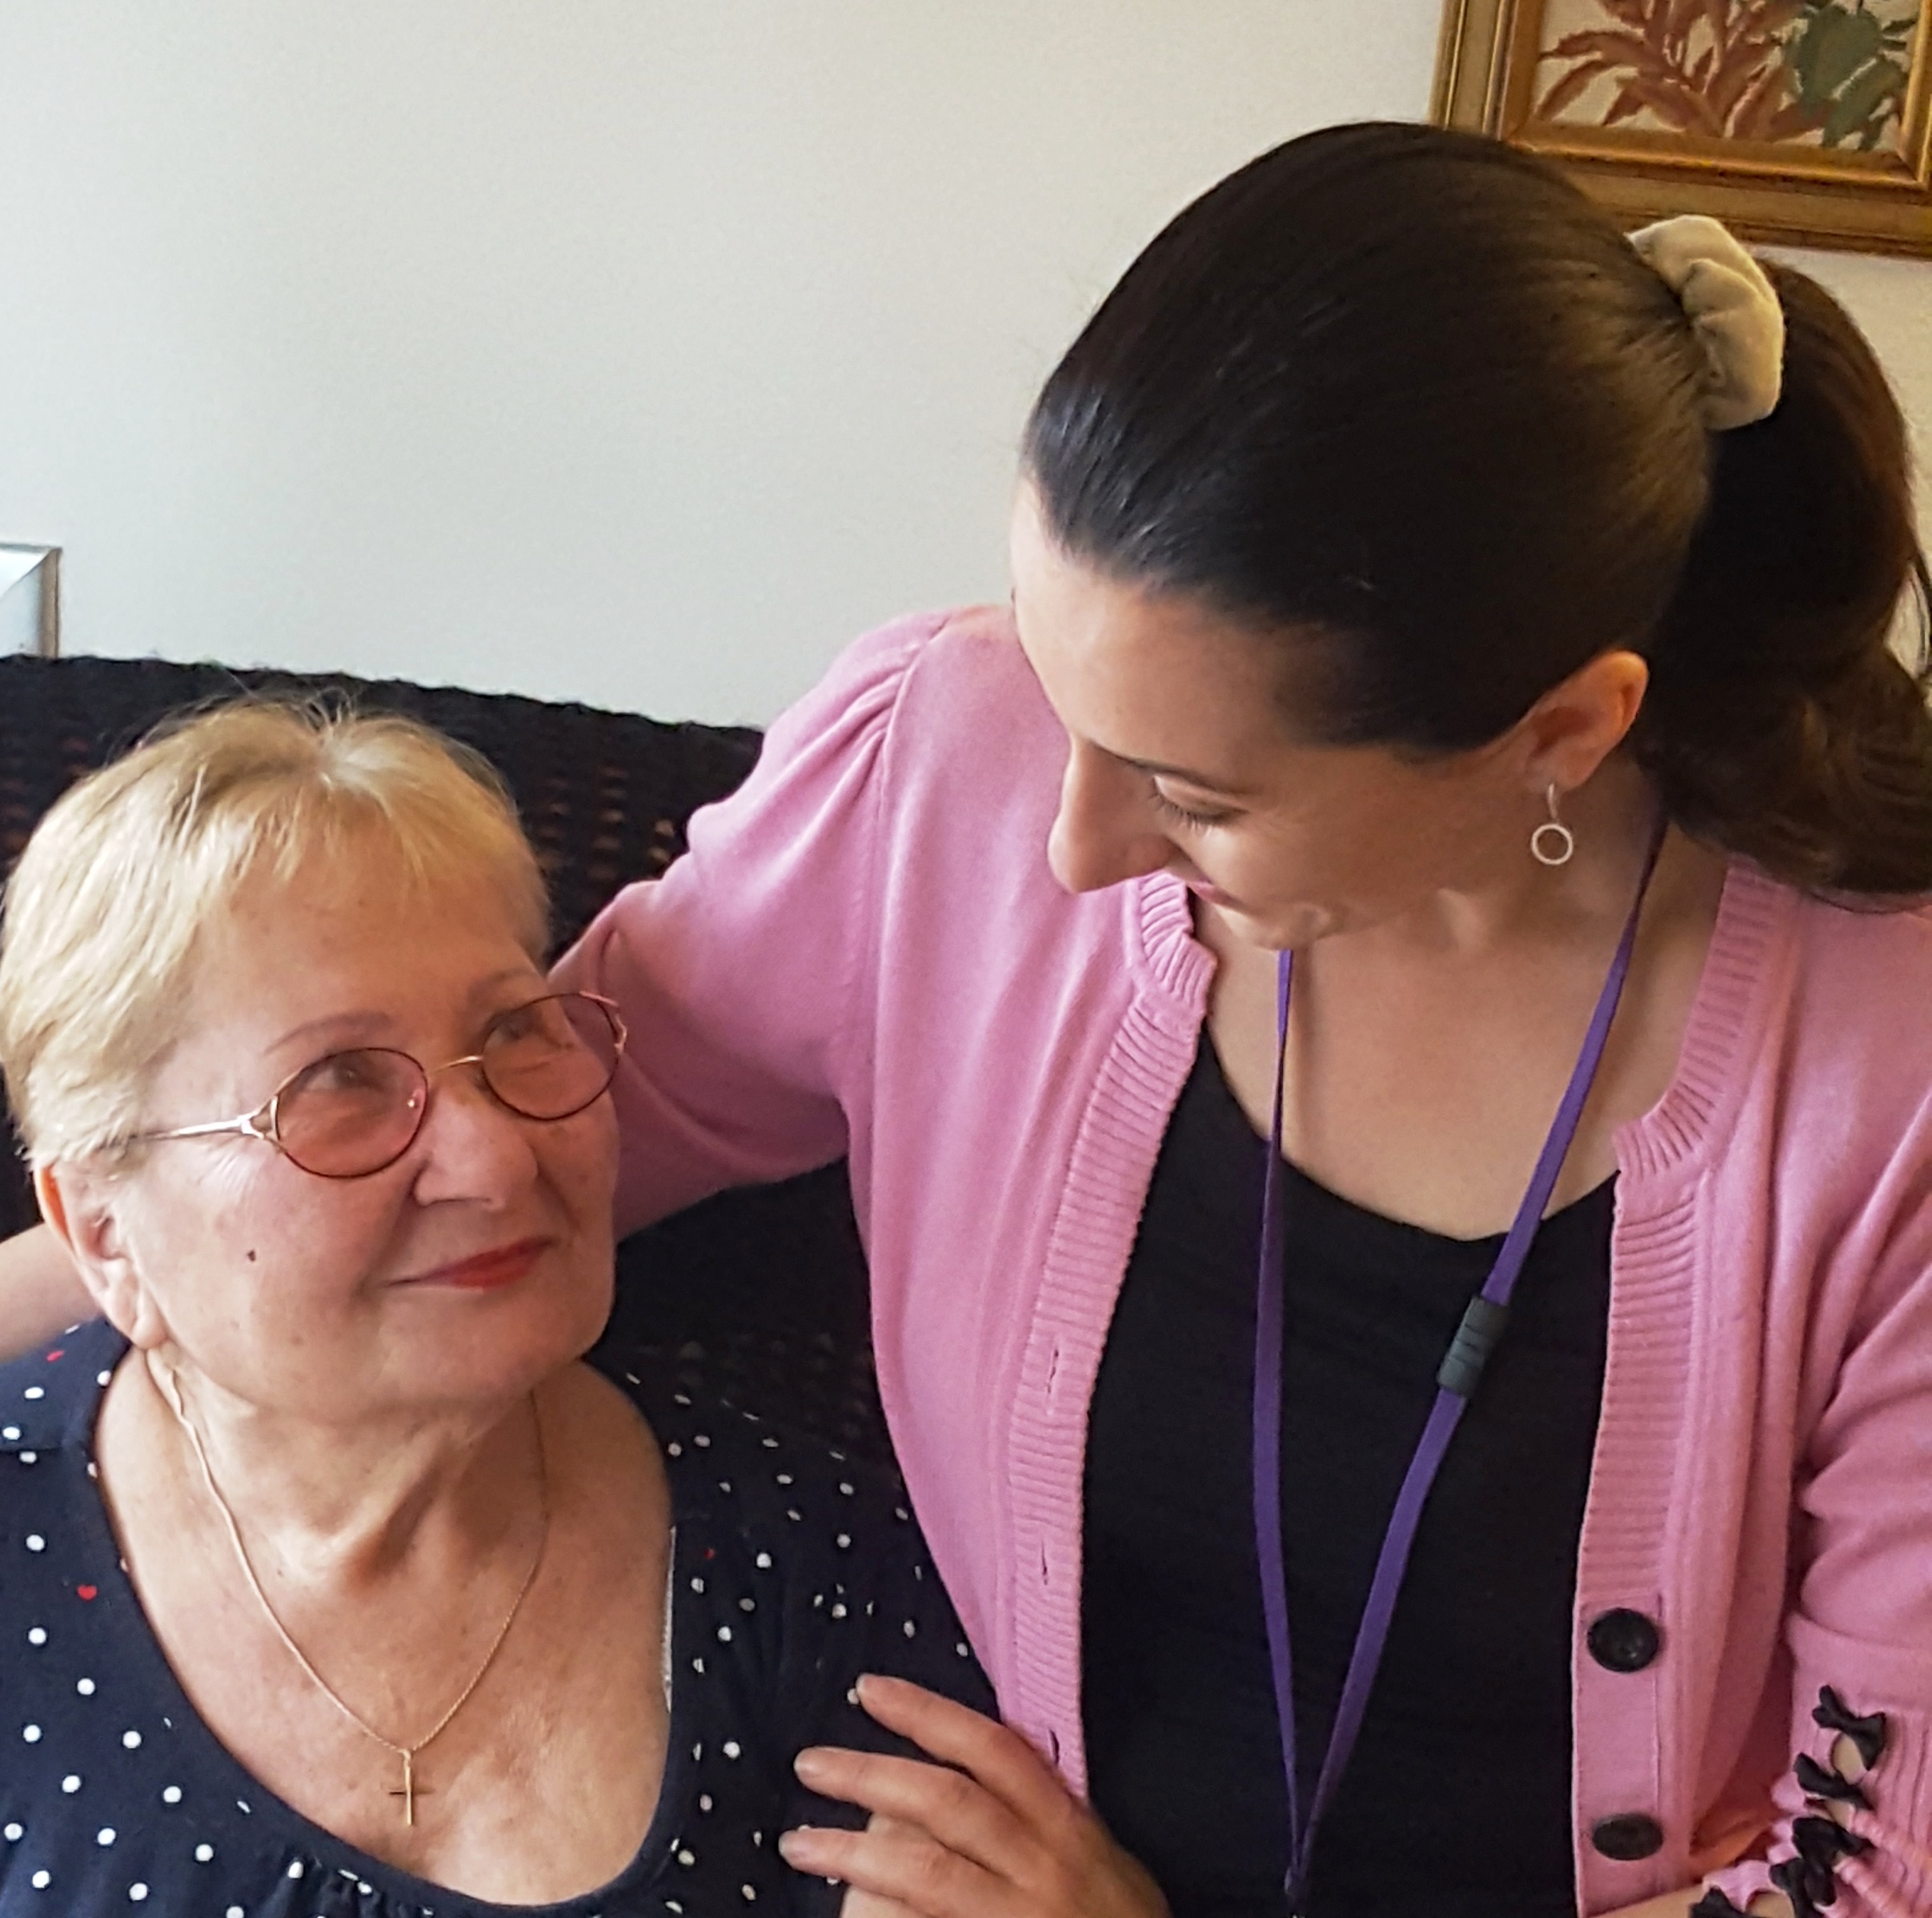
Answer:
1628, 214, 1785, 431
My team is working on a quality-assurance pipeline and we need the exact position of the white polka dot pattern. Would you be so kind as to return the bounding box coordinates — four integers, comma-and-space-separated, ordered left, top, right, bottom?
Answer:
0, 1322, 993, 1916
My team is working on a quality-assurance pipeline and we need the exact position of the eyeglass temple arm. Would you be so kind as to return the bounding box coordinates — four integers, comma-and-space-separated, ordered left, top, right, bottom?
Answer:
140, 1109, 278, 1146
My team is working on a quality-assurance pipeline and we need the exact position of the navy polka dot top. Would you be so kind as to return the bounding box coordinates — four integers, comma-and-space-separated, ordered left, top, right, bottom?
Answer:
0, 1318, 996, 1916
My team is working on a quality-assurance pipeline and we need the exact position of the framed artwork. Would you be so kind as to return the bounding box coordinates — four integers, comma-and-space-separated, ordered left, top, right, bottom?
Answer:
1433, 1, 1932, 256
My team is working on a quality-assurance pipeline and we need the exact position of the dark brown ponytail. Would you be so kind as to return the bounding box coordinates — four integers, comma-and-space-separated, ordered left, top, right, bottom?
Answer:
1633, 261, 1932, 895
1024, 122, 1932, 899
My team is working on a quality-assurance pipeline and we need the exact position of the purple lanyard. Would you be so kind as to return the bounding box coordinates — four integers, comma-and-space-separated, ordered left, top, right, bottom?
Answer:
1252, 826, 1665, 1913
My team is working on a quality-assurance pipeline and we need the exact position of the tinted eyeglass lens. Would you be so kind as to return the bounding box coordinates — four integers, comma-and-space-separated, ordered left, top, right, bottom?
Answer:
275, 1049, 429, 1178
480, 994, 621, 1121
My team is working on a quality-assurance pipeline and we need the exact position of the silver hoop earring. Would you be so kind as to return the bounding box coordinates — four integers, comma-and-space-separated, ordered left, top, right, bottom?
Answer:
1530, 785, 1576, 868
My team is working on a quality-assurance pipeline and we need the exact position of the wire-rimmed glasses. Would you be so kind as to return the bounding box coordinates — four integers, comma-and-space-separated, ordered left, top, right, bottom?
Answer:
133, 992, 627, 1180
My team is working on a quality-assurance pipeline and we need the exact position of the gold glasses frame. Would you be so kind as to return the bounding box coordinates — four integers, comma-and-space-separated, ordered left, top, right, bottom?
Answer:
133, 991, 628, 1180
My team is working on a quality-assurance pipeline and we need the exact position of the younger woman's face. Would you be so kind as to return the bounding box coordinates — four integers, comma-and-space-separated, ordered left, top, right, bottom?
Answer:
1008, 486, 1528, 949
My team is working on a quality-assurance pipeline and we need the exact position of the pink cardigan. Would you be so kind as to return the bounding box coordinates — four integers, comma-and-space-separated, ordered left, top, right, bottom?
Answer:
558, 606, 1932, 1916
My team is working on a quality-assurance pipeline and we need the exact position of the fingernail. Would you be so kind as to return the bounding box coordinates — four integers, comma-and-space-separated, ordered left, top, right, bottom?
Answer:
793, 1748, 832, 1783
777, 1828, 814, 1862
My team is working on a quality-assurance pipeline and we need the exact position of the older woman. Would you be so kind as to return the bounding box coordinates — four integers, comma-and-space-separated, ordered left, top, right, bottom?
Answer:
0, 702, 992, 1915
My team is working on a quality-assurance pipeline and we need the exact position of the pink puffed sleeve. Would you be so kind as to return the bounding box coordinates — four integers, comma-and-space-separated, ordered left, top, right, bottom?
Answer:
552, 610, 943, 1238
1703, 1138, 1932, 1918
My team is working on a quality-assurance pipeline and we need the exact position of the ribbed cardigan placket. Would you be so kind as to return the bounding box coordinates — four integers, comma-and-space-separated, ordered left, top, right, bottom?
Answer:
997, 876, 1213, 1789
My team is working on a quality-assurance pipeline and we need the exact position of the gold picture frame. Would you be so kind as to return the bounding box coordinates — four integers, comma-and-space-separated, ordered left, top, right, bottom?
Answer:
1433, 0, 1932, 257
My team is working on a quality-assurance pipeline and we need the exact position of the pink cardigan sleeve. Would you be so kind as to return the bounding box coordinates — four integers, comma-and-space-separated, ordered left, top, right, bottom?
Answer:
1706, 1115, 1932, 1918
552, 610, 941, 1237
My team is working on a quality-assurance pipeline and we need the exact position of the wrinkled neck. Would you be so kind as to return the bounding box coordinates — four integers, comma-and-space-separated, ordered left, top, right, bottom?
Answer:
142, 1347, 543, 1593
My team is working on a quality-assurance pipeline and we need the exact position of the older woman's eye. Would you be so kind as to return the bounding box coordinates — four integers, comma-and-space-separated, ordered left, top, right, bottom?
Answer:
483, 999, 593, 1085
280, 1049, 414, 1126
294, 1050, 392, 1096
273, 1049, 421, 1166
487, 1000, 573, 1054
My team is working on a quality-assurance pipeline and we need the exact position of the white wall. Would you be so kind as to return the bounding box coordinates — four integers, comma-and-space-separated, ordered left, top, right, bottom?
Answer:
2, 3, 1926, 725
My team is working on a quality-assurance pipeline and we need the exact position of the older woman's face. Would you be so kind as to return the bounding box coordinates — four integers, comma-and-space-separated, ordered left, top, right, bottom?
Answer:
93, 844, 617, 1422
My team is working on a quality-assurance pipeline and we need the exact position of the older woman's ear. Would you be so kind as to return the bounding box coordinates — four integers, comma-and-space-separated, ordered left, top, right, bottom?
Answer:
34, 1161, 169, 1350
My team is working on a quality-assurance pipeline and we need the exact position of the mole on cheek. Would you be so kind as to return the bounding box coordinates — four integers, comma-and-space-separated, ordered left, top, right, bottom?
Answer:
246, 1250, 257, 1263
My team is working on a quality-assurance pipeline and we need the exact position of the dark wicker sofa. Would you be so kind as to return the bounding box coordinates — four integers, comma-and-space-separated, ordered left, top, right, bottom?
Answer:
0, 655, 888, 1464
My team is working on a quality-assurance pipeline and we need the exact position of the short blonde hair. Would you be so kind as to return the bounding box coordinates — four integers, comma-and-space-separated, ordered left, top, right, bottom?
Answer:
0, 700, 549, 1165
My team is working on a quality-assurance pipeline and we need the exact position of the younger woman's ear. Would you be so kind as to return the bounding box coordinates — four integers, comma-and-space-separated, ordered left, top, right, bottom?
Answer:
34, 1162, 169, 1350
1515, 649, 1651, 792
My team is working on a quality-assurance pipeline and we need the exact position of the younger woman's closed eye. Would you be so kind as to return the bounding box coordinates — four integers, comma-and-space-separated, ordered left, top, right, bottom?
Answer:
1150, 790, 1237, 831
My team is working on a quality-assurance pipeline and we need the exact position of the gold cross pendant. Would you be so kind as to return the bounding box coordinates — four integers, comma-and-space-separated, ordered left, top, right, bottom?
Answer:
387, 1751, 431, 1827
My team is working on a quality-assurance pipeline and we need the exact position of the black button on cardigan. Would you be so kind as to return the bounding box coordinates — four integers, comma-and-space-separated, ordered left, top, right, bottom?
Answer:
1586, 1607, 1662, 1673
1591, 1812, 1666, 1860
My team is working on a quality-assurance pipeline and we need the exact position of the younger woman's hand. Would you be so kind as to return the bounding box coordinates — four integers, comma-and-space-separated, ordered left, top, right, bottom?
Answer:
780, 1674, 1169, 1918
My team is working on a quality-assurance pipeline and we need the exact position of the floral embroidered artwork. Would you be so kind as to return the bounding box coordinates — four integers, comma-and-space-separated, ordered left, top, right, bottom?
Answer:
1434, 0, 1932, 254
1535, 1, 1921, 154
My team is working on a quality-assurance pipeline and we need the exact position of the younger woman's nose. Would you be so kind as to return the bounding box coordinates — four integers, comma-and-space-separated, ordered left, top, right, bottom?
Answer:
1047, 741, 1175, 896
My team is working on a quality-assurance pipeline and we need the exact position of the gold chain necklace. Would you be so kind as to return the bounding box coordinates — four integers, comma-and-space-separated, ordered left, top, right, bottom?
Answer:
151, 1356, 549, 1827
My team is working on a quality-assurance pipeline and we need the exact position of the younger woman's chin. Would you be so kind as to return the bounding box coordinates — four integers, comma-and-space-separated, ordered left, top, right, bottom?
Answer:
1213, 901, 1337, 953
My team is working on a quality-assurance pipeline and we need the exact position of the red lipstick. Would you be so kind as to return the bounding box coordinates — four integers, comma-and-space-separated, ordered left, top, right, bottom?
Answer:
403, 1238, 547, 1292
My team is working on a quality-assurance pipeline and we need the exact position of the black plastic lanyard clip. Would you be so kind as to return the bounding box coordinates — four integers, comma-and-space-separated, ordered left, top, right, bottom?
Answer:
1437, 1295, 1510, 1399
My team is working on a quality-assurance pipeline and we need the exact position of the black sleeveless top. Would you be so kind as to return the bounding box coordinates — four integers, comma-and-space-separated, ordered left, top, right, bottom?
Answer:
0, 1318, 996, 1916
1081, 1035, 1614, 1918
